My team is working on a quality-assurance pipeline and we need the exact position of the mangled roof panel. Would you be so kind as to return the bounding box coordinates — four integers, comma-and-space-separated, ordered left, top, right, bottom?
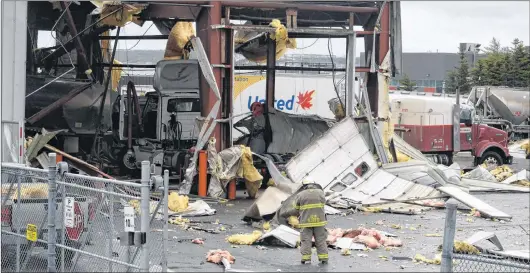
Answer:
285, 116, 445, 206
285, 117, 377, 187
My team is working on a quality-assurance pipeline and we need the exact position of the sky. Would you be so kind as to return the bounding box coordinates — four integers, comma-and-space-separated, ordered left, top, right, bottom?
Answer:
38, 1, 530, 57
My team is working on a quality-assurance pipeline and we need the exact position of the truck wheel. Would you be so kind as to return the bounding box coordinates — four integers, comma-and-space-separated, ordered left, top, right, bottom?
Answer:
479, 151, 503, 166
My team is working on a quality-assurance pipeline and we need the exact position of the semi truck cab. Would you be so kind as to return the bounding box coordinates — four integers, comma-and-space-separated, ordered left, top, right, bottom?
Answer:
392, 97, 512, 166
111, 59, 202, 176
470, 111, 513, 166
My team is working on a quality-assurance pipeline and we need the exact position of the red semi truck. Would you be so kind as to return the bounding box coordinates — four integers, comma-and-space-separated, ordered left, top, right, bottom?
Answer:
391, 95, 512, 166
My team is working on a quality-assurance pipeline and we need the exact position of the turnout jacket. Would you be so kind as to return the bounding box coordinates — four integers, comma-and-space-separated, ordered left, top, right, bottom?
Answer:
292, 187, 327, 228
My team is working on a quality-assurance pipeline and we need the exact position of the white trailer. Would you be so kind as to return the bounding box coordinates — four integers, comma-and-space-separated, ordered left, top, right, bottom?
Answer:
1, 1, 28, 164
232, 73, 359, 138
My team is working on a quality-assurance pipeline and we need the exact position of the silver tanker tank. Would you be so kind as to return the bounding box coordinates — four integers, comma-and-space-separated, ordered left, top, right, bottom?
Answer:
468, 86, 530, 126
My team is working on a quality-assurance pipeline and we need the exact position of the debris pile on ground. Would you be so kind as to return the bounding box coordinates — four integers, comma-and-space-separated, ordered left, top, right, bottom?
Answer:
227, 230, 263, 245
168, 192, 189, 212
327, 227, 402, 250
464, 163, 530, 187
414, 253, 441, 265
192, 238, 205, 245
206, 138, 263, 198
206, 249, 235, 264
454, 241, 480, 254
168, 216, 190, 226
488, 165, 514, 182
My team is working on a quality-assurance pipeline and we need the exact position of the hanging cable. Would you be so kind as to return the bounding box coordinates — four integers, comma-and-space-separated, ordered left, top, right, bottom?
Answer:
27, 2, 76, 98
327, 37, 345, 111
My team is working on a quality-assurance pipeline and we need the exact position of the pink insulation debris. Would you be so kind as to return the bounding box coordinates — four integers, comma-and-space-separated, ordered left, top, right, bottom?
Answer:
326, 227, 404, 249
380, 237, 403, 247
359, 228, 382, 241
206, 249, 235, 264
326, 228, 344, 244
353, 235, 381, 249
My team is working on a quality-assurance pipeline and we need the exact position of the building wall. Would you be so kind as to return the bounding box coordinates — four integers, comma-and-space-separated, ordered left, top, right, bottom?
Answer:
361, 52, 487, 93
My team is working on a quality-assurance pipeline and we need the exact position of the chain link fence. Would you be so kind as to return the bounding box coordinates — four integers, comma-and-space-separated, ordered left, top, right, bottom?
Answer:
453, 253, 530, 273
1, 163, 52, 272
1, 154, 169, 272
440, 200, 530, 273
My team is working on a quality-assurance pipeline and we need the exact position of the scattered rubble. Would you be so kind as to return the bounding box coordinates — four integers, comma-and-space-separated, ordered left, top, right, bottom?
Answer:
414, 253, 441, 265
258, 225, 300, 248
206, 249, 235, 264
227, 231, 263, 245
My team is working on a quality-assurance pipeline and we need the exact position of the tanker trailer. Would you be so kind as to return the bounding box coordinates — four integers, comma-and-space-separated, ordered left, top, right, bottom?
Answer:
25, 76, 117, 159
468, 86, 530, 140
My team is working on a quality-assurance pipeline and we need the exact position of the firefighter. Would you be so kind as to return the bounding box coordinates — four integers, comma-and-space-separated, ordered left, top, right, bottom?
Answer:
293, 177, 329, 264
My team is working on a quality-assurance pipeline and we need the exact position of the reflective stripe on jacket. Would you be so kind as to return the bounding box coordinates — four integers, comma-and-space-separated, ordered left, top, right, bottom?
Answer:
293, 188, 327, 228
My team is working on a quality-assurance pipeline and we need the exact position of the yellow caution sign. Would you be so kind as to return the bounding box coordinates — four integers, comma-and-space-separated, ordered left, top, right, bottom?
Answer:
26, 224, 37, 242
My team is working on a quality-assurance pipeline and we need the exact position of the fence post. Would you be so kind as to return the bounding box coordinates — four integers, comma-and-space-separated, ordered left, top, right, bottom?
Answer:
162, 170, 169, 272
47, 153, 57, 272
57, 161, 68, 273
441, 198, 458, 273
107, 182, 114, 272
140, 161, 150, 272
16, 170, 22, 272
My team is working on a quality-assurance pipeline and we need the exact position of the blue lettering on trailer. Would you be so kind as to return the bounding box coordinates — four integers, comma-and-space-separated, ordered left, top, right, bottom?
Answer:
247, 96, 295, 110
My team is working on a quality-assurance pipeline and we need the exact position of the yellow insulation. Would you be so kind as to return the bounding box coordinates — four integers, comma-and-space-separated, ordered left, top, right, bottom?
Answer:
235, 19, 296, 63
164, 22, 196, 60
2, 184, 48, 199
92, 1, 144, 27
454, 241, 480, 254
226, 230, 263, 245
288, 216, 300, 229
168, 192, 189, 213
488, 165, 514, 182
414, 253, 441, 265
396, 151, 411, 162
100, 31, 123, 92
238, 146, 263, 198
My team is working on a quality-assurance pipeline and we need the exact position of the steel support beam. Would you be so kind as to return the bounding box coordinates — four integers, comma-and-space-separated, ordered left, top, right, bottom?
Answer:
197, 1, 222, 151
212, 24, 358, 37
378, 3, 390, 65
60, 1, 91, 79
265, 35, 276, 111
99, 35, 169, 40
26, 83, 92, 124
345, 23, 357, 116
221, 1, 379, 13
92, 63, 372, 73
220, 10, 235, 150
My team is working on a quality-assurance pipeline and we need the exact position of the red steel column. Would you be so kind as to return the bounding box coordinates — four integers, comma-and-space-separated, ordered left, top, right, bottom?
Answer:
368, 1, 389, 115
378, 2, 390, 65
197, 2, 222, 151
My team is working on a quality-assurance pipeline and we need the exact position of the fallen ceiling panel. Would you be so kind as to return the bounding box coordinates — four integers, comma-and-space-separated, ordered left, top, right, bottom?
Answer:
392, 133, 434, 164
437, 186, 511, 219
284, 117, 446, 207
462, 178, 530, 193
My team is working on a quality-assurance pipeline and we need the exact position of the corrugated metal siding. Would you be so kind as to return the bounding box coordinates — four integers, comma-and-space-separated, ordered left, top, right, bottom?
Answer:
285, 116, 445, 207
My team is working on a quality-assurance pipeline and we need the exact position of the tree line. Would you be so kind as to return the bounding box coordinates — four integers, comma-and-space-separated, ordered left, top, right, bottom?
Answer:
445, 38, 529, 94
398, 38, 529, 93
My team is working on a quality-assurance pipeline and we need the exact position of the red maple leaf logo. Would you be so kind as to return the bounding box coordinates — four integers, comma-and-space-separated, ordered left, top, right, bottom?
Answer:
296, 90, 315, 110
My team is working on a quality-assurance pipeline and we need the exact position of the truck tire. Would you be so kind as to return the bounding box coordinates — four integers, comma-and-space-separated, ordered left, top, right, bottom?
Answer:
479, 151, 503, 166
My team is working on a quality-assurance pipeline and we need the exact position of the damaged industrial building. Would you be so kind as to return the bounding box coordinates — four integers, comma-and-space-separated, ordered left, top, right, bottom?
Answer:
1, 1, 529, 272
